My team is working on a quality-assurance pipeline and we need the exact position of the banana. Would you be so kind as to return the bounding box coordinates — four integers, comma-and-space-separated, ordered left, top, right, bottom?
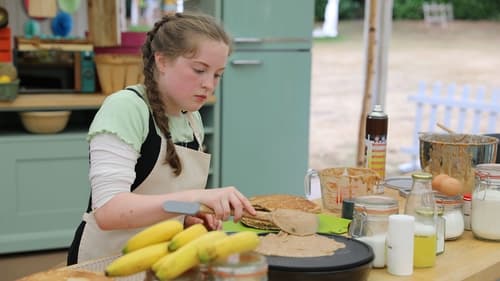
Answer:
105, 242, 169, 276
198, 231, 260, 263
122, 220, 183, 254
167, 223, 208, 252
154, 230, 227, 281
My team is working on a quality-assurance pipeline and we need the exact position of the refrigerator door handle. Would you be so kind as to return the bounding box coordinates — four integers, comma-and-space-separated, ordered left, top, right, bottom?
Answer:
233, 37, 263, 44
231, 59, 262, 66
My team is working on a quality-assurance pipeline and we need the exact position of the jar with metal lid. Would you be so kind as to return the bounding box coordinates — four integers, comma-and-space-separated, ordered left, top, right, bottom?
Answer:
209, 252, 268, 281
472, 164, 500, 241
435, 193, 464, 240
348, 195, 399, 268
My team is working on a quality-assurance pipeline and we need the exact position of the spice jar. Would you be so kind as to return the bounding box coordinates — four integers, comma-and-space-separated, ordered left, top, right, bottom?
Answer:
348, 195, 399, 268
210, 252, 268, 281
472, 165, 500, 241
435, 193, 464, 240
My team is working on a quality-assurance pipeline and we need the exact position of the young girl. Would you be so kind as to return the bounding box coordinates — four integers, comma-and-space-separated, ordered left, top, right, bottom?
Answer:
67, 12, 256, 265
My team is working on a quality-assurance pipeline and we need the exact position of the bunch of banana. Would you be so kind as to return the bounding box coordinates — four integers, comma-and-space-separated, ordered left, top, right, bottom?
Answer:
122, 220, 183, 254
153, 230, 227, 280
105, 241, 169, 276
197, 231, 260, 263
104, 221, 262, 280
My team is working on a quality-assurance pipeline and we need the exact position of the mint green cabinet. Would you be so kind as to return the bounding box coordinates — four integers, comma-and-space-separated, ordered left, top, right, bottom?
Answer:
222, 0, 314, 51
0, 133, 90, 253
220, 51, 311, 196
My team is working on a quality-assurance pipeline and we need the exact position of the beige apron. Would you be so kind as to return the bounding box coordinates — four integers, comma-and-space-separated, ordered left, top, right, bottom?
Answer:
77, 113, 210, 263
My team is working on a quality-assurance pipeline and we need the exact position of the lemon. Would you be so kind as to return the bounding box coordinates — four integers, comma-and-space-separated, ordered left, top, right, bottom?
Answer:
0, 75, 11, 83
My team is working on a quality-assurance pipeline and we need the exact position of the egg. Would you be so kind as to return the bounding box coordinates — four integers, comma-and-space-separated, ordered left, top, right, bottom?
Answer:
437, 176, 463, 196
432, 174, 449, 190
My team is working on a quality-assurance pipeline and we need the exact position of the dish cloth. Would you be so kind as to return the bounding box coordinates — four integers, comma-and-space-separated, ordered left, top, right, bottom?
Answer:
223, 213, 351, 235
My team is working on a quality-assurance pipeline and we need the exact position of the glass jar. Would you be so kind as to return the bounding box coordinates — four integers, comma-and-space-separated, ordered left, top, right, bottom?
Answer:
348, 195, 399, 268
462, 193, 472, 230
472, 165, 500, 241
209, 252, 268, 281
435, 193, 464, 240
404, 172, 437, 268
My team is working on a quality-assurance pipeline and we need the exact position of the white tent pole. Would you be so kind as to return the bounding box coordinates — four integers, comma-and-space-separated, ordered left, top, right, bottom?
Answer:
373, 0, 394, 108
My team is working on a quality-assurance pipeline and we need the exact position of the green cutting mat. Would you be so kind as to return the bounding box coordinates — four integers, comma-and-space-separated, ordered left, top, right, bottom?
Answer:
223, 213, 351, 235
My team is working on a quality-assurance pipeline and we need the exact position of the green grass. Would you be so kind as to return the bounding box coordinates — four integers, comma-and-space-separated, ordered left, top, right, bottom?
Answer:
313, 34, 346, 43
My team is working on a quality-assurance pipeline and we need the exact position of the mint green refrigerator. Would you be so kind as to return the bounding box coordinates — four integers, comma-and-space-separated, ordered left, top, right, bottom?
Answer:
219, 0, 314, 196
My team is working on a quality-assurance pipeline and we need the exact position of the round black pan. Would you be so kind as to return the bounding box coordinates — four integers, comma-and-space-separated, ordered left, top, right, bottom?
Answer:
264, 234, 374, 272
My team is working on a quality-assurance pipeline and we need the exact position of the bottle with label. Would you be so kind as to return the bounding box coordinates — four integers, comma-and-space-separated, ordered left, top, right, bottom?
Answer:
364, 104, 388, 179
404, 172, 437, 268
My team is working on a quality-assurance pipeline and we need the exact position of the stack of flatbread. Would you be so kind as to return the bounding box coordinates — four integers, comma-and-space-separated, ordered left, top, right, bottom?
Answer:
241, 194, 321, 231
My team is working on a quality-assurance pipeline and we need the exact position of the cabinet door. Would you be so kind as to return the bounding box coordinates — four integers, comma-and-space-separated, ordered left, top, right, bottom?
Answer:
0, 133, 90, 254
221, 51, 311, 196
222, 0, 314, 50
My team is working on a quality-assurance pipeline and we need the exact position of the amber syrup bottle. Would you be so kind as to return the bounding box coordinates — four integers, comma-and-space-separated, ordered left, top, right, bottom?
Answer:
364, 104, 388, 179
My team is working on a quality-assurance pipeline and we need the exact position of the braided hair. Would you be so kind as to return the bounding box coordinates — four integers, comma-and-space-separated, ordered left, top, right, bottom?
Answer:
141, 13, 232, 176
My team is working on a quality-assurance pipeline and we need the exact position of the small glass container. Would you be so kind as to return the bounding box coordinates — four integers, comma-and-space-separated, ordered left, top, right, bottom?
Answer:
405, 172, 437, 268
210, 252, 268, 281
472, 166, 500, 241
462, 193, 472, 230
436, 208, 445, 255
348, 195, 399, 268
435, 193, 464, 240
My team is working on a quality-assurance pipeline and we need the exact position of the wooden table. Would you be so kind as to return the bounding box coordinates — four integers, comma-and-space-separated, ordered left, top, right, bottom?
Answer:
320, 188, 500, 281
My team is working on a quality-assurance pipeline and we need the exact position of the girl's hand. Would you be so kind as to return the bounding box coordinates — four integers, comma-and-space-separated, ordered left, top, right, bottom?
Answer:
198, 186, 256, 222
184, 214, 222, 230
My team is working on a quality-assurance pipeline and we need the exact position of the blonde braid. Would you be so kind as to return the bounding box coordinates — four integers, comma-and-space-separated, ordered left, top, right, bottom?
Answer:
142, 15, 181, 176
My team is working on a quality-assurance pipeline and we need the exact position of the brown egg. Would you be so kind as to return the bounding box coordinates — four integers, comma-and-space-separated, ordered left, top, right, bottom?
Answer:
438, 176, 463, 196
432, 174, 449, 191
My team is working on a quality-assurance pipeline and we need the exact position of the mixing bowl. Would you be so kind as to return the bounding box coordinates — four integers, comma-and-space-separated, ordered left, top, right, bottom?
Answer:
419, 133, 498, 193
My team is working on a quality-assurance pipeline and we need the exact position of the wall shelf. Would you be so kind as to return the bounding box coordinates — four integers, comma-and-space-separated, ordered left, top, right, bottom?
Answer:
0, 94, 217, 112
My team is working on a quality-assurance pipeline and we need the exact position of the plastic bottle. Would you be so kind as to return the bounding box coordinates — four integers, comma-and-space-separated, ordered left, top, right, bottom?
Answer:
364, 104, 388, 179
404, 172, 437, 268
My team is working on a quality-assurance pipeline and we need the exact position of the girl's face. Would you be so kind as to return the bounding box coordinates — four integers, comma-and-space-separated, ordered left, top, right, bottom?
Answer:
155, 39, 229, 116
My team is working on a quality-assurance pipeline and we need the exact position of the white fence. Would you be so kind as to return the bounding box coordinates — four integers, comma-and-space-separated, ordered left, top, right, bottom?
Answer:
399, 81, 500, 172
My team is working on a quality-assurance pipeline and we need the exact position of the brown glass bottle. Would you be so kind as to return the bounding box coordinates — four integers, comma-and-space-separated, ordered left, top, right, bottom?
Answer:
364, 104, 388, 179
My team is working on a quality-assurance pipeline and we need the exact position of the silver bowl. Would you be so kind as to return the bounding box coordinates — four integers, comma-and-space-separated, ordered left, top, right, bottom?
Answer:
419, 133, 498, 193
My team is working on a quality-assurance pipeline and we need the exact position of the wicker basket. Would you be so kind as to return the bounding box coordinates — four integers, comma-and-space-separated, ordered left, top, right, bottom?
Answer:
65, 255, 199, 281
94, 54, 144, 95
0, 79, 19, 101
66, 255, 148, 281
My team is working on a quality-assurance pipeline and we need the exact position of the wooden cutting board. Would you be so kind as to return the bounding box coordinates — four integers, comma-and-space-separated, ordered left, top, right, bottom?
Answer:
27, 0, 57, 18
87, 0, 121, 47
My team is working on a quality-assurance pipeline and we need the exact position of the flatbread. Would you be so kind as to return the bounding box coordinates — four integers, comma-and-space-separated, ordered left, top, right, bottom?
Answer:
271, 209, 318, 236
241, 194, 321, 233
249, 194, 322, 213
15, 269, 113, 281
255, 232, 346, 257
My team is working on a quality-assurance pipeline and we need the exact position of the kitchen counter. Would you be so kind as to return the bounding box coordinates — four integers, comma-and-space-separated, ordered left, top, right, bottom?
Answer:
365, 188, 500, 281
